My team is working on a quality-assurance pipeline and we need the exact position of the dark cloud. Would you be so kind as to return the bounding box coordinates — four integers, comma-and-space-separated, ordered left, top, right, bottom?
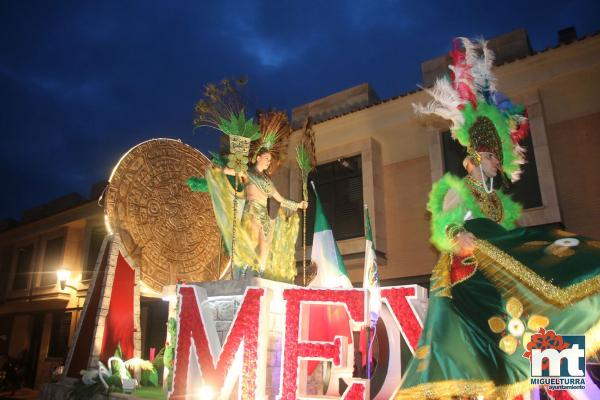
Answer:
1, 0, 599, 219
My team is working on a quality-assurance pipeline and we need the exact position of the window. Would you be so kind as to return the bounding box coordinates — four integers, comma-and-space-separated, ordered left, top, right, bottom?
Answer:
306, 155, 364, 244
83, 227, 106, 281
441, 131, 543, 209
47, 311, 71, 358
40, 237, 65, 286
13, 244, 34, 290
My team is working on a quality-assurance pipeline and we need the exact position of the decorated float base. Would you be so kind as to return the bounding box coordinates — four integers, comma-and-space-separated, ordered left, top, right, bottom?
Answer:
165, 278, 426, 399
163, 276, 296, 399
43, 273, 427, 399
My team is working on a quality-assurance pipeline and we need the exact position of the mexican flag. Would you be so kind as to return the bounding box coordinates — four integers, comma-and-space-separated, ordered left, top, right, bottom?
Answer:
308, 182, 353, 289
306, 183, 353, 375
363, 205, 381, 325
360, 205, 381, 367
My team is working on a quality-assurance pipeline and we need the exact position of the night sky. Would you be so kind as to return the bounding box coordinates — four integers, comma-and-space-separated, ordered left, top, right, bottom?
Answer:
1, 0, 599, 220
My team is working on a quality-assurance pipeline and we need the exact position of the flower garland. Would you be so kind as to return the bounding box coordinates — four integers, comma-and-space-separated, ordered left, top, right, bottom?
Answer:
279, 288, 366, 400
380, 286, 424, 353
169, 286, 265, 400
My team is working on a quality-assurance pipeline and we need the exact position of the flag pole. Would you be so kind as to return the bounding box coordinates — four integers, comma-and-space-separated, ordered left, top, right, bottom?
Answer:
231, 173, 239, 280
363, 204, 372, 384
303, 189, 307, 286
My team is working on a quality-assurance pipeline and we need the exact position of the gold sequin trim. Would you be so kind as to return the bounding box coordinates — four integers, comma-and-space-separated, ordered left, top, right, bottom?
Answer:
473, 239, 600, 308
464, 176, 503, 223
587, 240, 600, 249
430, 253, 452, 298
394, 379, 532, 400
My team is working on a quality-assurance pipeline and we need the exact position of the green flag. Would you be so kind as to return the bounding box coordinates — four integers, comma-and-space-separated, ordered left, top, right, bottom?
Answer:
308, 182, 352, 288
363, 205, 381, 324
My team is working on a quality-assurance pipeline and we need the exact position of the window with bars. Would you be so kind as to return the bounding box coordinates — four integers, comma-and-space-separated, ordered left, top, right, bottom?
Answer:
306, 155, 364, 244
441, 132, 543, 209
40, 236, 65, 286
83, 227, 106, 281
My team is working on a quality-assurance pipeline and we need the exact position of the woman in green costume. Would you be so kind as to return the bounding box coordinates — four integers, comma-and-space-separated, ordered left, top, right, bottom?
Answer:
395, 38, 600, 400
226, 140, 308, 275
191, 85, 306, 282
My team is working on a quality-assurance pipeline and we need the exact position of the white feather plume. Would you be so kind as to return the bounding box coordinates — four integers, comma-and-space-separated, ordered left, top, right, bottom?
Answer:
471, 38, 497, 96
458, 37, 478, 68
414, 79, 465, 132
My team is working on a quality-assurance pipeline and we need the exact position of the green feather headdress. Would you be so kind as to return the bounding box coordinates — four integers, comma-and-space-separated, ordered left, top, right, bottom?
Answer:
414, 38, 529, 182
250, 110, 291, 171
193, 77, 260, 140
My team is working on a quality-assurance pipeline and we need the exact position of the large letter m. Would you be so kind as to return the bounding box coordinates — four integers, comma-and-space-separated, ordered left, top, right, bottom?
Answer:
169, 286, 267, 399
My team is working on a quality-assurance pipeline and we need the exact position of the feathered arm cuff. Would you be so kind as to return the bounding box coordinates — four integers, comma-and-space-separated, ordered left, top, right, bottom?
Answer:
496, 190, 522, 229
427, 174, 471, 252
281, 199, 300, 210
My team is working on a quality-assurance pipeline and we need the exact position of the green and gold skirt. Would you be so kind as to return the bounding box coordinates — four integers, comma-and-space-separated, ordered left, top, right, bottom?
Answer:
205, 168, 300, 282
396, 219, 600, 399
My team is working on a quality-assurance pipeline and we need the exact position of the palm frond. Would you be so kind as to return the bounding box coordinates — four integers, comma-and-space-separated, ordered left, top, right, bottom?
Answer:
217, 110, 260, 139
193, 77, 253, 137
296, 145, 313, 177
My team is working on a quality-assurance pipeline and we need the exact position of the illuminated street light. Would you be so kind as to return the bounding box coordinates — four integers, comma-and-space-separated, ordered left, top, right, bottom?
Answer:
56, 268, 71, 290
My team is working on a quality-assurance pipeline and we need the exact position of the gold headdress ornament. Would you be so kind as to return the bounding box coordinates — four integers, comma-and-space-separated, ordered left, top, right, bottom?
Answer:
193, 77, 260, 174
414, 38, 530, 182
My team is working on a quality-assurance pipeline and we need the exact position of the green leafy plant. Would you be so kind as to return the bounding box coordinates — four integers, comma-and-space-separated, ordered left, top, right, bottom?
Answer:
296, 145, 313, 201
217, 111, 260, 139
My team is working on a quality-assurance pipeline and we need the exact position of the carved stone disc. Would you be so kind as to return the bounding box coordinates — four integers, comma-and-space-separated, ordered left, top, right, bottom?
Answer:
104, 139, 221, 293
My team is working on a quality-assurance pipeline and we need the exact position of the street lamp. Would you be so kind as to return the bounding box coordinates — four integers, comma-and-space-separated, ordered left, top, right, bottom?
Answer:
56, 269, 71, 290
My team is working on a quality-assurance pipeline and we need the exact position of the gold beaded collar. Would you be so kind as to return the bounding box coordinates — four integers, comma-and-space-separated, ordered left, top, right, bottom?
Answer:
464, 176, 504, 223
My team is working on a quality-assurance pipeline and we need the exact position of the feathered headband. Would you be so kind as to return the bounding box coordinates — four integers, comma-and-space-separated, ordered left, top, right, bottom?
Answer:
250, 110, 291, 172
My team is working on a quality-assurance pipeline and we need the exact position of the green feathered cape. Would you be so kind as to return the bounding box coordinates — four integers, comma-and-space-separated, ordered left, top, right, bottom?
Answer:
427, 173, 521, 252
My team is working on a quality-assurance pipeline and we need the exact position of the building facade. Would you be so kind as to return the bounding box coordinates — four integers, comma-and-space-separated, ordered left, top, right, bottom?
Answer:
283, 29, 600, 286
0, 195, 105, 388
